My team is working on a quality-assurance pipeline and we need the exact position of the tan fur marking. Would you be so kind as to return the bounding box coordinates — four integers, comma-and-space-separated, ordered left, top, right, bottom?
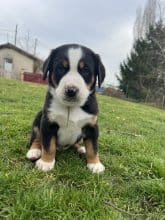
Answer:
74, 143, 81, 149
74, 142, 84, 150
87, 75, 95, 90
41, 137, 56, 162
90, 116, 97, 125
84, 139, 100, 163
30, 127, 41, 150
63, 60, 68, 68
79, 61, 84, 69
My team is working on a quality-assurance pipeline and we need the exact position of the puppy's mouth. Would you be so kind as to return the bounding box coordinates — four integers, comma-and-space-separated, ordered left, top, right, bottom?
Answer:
61, 96, 81, 107
64, 96, 78, 102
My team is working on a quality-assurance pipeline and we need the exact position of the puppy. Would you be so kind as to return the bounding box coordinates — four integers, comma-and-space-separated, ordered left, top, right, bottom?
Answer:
26, 44, 105, 173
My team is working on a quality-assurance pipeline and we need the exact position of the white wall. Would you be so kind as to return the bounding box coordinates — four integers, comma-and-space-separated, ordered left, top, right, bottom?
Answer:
0, 48, 34, 79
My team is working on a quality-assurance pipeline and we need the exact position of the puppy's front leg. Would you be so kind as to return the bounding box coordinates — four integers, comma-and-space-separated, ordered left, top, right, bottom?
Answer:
83, 125, 105, 173
36, 119, 58, 171
36, 137, 56, 171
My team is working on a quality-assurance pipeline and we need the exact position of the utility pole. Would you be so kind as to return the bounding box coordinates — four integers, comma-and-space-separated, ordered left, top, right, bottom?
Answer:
14, 24, 18, 46
26, 30, 30, 51
34, 38, 38, 56
7, 33, 9, 42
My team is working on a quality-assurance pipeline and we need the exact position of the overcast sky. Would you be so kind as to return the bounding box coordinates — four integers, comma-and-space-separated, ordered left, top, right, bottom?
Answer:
0, 0, 147, 86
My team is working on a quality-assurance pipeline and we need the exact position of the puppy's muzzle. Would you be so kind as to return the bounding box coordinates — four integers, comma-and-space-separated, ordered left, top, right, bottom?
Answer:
65, 86, 79, 99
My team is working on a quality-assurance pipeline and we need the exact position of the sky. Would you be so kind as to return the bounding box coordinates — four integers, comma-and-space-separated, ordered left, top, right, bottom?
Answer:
0, 0, 147, 86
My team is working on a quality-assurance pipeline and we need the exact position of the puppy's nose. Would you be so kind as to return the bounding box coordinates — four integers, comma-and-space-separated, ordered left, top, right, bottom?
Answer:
65, 86, 79, 98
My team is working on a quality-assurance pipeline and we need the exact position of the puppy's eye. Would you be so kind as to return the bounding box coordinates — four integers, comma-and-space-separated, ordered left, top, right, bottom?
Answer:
56, 64, 64, 71
55, 63, 67, 75
79, 65, 90, 81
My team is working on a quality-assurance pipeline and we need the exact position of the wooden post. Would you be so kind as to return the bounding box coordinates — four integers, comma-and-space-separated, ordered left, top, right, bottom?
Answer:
162, 95, 165, 107
34, 38, 38, 56
14, 24, 18, 46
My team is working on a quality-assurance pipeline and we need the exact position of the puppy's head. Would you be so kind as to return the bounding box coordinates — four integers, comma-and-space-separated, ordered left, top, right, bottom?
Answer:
43, 44, 105, 107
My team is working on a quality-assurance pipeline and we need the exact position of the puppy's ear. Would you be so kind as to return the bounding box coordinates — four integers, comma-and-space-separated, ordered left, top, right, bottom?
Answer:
95, 54, 105, 87
43, 51, 53, 80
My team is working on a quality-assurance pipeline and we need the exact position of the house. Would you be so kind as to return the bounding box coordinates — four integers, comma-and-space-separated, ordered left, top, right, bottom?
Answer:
0, 43, 43, 80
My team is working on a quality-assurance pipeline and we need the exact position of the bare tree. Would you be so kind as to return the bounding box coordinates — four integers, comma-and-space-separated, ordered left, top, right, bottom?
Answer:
142, 0, 157, 34
133, 0, 165, 40
133, 7, 143, 40
123, 0, 165, 106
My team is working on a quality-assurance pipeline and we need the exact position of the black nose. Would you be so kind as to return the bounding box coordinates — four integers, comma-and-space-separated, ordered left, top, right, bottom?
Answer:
65, 86, 79, 98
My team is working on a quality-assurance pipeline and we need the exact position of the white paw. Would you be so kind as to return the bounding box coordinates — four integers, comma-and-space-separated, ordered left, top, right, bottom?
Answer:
26, 149, 41, 160
77, 146, 86, 154
87, 162, 105, 173
36, 159, 55, 171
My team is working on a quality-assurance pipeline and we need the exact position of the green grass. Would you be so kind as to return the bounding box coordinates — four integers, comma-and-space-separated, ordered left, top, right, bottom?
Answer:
0, 78, 165, 220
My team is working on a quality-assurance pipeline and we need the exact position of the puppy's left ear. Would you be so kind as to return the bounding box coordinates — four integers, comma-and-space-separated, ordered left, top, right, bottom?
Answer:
95, 54, 105, 87
42, 51, 53, 80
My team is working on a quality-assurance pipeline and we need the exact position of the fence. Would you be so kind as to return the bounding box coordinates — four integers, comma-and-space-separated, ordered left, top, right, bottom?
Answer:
23, 72, 47, 84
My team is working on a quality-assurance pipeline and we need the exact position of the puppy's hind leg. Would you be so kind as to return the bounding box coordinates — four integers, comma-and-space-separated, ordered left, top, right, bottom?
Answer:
74, 143, 86, 154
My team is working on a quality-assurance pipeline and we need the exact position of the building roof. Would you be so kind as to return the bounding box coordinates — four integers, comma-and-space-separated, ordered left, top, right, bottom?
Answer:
0, 43, 43, 62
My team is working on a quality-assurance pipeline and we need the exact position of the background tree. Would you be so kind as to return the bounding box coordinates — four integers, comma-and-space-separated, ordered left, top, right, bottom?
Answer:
118, 0, 165, 106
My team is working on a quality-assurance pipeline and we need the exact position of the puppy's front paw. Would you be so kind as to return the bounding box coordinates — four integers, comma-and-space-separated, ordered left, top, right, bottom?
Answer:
26, 149, 41, 161
87, 162, 105, 173
36, 158, 55, 171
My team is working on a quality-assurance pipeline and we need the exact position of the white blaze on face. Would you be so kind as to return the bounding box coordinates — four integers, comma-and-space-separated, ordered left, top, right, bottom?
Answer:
68, 47, 82, 71
55, 47, 90, 107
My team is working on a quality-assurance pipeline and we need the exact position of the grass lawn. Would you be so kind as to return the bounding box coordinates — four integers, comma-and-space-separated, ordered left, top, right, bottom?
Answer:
0, 78, 165, 220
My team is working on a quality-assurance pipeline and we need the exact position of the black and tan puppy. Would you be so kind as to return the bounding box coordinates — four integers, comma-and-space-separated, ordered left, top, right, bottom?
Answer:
26, 44, 105, 173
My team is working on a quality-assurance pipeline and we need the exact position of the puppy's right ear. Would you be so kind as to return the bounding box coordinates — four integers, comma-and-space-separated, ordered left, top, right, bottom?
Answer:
43, 51, 53, 80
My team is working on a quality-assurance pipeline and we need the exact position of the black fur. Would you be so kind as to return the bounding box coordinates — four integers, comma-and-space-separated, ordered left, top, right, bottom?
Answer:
81, 92, 98, 115
82, 124, 99, 152
40, 116, 59, 151
29, 110, 42, 146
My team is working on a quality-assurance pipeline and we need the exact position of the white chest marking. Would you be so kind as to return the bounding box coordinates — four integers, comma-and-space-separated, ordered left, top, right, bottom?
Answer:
48, 98, 96, 147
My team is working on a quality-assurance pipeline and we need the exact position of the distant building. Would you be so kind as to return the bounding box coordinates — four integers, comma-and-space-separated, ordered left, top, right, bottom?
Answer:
0, 43, 43, 80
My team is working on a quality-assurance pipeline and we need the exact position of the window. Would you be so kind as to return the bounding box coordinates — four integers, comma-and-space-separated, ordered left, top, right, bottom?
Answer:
4, 58, 13, 72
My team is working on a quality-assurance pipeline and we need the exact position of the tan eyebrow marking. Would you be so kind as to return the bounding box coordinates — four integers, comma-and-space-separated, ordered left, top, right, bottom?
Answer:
79, 61, 85, 69
62, 60, 68, 68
